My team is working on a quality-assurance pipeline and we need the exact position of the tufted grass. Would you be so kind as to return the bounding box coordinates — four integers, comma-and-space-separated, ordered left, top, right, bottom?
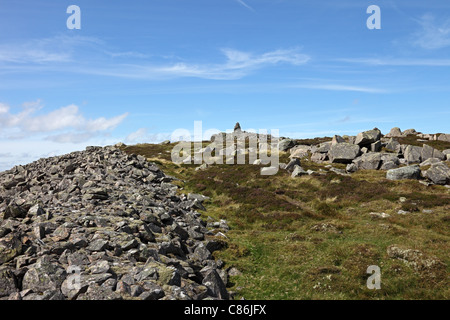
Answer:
121, 141, 450, 300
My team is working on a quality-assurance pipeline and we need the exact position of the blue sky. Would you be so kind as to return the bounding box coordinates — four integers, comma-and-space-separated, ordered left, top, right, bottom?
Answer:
1, 0, 450, 170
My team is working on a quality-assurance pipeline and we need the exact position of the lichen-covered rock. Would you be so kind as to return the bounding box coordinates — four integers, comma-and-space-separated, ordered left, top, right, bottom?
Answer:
355, 128, 382, 146
386, 165, 421, 180
0, 233, 22, 264
0, 267, 18, 298
0, 145, 230, 300
387, 246, 446, 276
328, 143, 361, 164
423, 162, 450, 185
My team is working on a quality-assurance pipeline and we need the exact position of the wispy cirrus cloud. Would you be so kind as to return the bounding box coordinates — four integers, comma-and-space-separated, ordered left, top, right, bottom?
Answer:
412, 13, 450, 50
292, 83, 387, 93
86, 47, 310, 80
337, 57, 450, 67
235, 0, 255, 12
0, 34, 310, 80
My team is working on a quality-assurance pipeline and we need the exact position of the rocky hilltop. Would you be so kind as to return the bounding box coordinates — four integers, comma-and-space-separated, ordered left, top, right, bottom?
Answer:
0, 145, 230, 300
282, 127, 450, 186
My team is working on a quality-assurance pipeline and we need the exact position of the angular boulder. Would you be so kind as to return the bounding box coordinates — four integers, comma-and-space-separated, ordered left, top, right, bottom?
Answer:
386, 165, 421, 180
403, 145, 422, 164
331, 135, 345, 145
277, 139, 294, 152
291, 165, 307, 178
403, 129, 417, 136
355, 128, 382, 146
421, 144, 446, 161
328, 143, 361, 164
352, 153, 382, 170
385, 127, 403, 138
437, 134, 450, 142
423, 162, 450, 185
384, 138, 401, 153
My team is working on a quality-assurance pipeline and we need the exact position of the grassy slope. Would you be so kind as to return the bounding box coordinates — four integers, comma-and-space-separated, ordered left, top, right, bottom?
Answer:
121, 140, 450, 300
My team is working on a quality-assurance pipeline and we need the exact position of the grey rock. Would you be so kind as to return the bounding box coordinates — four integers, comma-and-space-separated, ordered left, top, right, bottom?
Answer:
370, 140, 382, 152
311, 152, 328, 163
402, 129, 417, 136
384, 138, 401, 153
285, 158, 301, 172
385, 127, 402, 138
346, 163, 358, 173
202, 269, 229, 300
420, 158, 442, 167
0, 267, 18, 298
278, 139, 294, 152
380, 161, 399, 170
331, 135, 345, 145
355, 128, 382, 146
87, 239, 109, 252
291, 165, 307, 178
404, 145, 423, 164
0, 234, 22, 264
328, 143, 361, 164
352, 153, 382, 170
317, 141, 332, 153
386, 165, 421, 180
422, 144, 446, 161
22, 257, 66, 293
437, 133, 450, 142
424, 162, 450, 185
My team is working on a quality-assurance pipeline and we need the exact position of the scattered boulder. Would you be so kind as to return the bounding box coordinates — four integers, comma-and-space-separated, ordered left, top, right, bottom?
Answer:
285, 158, 301, 172
384, 138, 401, 153
419, 158, 442, 167
354, 128, 382, 147
403, 145, 423, 164
385, 127, 403, 138
311, 152, 328, 163
423, 162, 450, 185
386, 165, 421, 180
421, 144, 445, 161
352, 153, 382, 170
437, 134, 450, 142
403, 129, 418, 136
328, 143, 361, 164
291, 165, 307, 178
331, 135, 345, 145
278, 139, 294, 152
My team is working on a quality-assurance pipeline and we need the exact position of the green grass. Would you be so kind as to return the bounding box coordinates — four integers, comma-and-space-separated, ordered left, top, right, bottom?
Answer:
120, 142, 450, 300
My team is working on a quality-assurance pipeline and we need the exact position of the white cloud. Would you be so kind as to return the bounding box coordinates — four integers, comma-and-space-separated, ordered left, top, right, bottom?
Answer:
0, 36, 310, 81
235, 0, 256, 12
0, 101, 128, 144
124, 128, 172, 145
0, 35, 103, 64
412, 14, 450, 50
44, 132, 97, 144
84, 113, 129, 132
0, 103, 10, 113
337, 57, 450, 67
150, 48, 310, 80
293, 83, 387, 93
